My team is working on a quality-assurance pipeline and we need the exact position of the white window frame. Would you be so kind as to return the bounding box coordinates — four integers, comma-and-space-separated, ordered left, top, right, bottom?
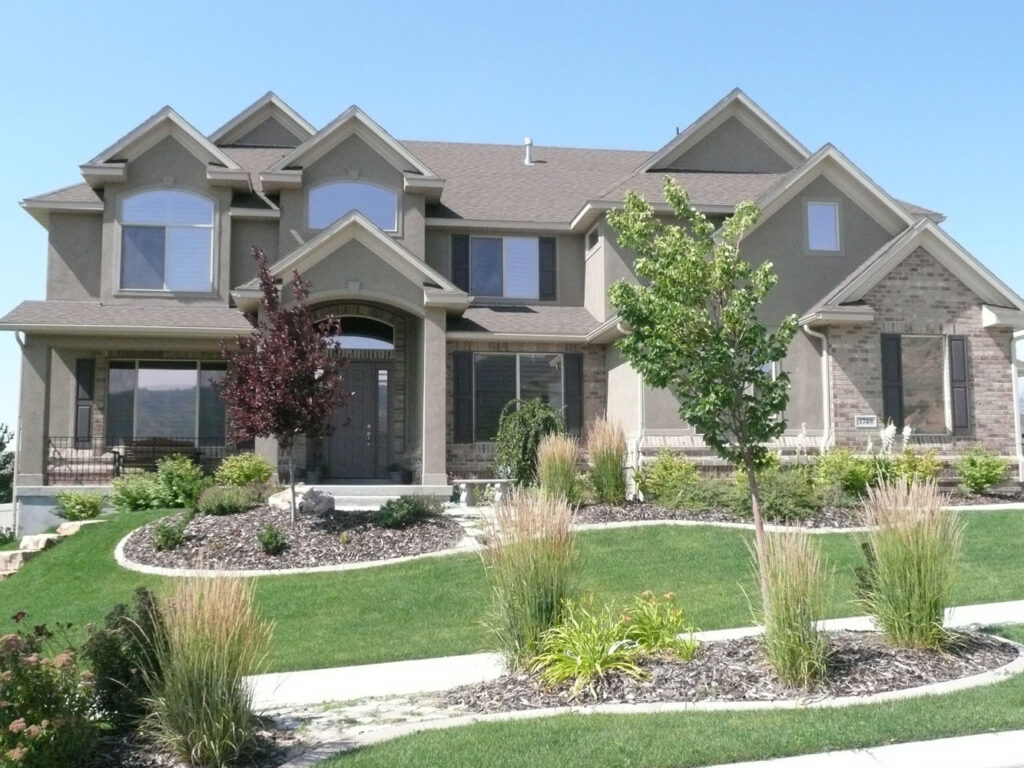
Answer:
117, 189, 216, 294
306, 180, 400, 233
107, 359, 228, 443
805, 199, 841, 253
468, 236, 541, 299
470, 352, 565, 441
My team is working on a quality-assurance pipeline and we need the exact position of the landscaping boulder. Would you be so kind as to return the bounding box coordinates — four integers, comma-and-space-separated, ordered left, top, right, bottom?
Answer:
56, 519, 108, 537
268, 486, 335, 515
19, 533, 59, 552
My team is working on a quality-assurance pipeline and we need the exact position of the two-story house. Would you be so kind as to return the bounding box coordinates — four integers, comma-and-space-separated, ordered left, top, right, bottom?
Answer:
5, 89, 1023, 534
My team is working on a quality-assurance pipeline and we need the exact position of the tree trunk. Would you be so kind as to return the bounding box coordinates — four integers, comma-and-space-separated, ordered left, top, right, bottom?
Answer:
288, 446, 296, 525
743, 451, 769, 606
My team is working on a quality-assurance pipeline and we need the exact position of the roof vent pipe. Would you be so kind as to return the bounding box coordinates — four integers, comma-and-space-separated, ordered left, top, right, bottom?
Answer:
523, 137, 534, 166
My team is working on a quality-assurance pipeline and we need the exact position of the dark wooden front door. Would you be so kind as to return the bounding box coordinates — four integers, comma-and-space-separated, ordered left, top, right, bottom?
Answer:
328, 362, 391, 480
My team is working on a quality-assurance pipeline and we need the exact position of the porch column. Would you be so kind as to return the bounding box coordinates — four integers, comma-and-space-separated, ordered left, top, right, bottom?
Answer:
421, 307, 447, 485
16, 337, 50, 487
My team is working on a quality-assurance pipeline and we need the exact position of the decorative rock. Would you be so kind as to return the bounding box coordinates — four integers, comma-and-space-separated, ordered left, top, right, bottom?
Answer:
0, 549, 39, 572
19, 533, 60, 552
56, 519, 108, 537
268, 487, 335, 516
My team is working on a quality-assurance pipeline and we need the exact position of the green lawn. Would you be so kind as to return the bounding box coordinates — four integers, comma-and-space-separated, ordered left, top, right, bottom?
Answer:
319, 626, 1024, 768
0, 509, 1022, 672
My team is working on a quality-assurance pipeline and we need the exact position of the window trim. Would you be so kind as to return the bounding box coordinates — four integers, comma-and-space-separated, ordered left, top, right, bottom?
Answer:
306, 179, 402, 234
468, 235, 541, 300
106, 359, 228, 443
804, 198, 842, 254
115, 188, 217, 295
470, 352, 565, 442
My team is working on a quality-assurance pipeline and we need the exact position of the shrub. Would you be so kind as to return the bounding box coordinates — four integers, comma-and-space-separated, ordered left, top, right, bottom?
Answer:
734, 467, 821, 523
758, 532, 829, 689
537, 433, 580, 504
892, 448, 941, 483
861, 479, 964, 650
146, 577, 273, 768
151, 515, 189, 552
494, 398, 566, 485
375, 496, 442, 528
197, 485, 258, 516
214, 453, 274, 487
256, 523, 288, 556
0, 527, 13, 546
111, 472, 166, 513
531, 597, 644, 696
622, 591, 698, 659
586, 417, 627, 505
0, 619, 96, 767
814, 448, 873, 496
80, 587, 163, 726
482, 489, 577, 671
53, 489, 105, 521
955, 445, 1010, 494
156, 455, 208, 509
635, 451, 700, 503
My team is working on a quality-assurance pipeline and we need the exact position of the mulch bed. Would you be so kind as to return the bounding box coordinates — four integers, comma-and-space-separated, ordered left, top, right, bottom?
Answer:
122, 506, 465, 571
446, 630, 1018, 713
83, 725, 287, 768
575, 501, 860, 529
950, 489, 1024, 506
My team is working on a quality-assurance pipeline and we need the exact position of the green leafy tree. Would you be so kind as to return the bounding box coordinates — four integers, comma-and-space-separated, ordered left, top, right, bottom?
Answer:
607, 179, 797, 590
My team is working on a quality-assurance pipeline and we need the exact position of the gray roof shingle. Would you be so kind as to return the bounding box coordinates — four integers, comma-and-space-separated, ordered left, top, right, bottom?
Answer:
447, 305, 600, 337
0, 301, 254, 335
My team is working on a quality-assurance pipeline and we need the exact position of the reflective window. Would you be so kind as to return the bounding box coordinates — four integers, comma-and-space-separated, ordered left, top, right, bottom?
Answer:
901, 336, 947, 433
806, 201, 840, 251
470, 236, 541, 298
120, 190, 214, 292
308, 181, 398, 231
472, 353, 564, 441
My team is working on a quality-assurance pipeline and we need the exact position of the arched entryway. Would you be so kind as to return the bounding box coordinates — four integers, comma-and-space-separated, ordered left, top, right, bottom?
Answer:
312, 302, 410, 481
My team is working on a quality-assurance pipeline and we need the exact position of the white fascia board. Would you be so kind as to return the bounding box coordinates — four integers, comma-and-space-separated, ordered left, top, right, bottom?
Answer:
0, 323, 246, 338
259, 169, 303, 190
982, 305, 1024, 329
229, 206, 280, 220
799, 306, 876, 327
21, 198, 103, 214
446, 331, 590, 343
425, 218, 572, 233
79, 163, 127, 185
206, 167, 252, 189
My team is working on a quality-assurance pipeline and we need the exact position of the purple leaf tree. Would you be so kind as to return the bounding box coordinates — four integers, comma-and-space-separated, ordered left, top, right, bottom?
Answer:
220, 247, 350, 523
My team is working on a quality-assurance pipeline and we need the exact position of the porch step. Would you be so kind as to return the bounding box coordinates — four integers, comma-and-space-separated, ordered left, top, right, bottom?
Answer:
310, 484, 453, 511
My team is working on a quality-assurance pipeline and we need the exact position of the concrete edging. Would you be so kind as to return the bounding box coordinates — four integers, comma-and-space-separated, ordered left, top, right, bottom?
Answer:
277, 637, 1024, 767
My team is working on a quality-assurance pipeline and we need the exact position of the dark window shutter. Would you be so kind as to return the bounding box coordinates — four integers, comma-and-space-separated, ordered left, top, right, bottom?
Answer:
453, 352, 473, 443
880, 334, 903, 428
563, 353, 583, 436
949, 335, 970, 434
539, 237, 557, 301
75, 358, 95, 447
451, 235, 470, 292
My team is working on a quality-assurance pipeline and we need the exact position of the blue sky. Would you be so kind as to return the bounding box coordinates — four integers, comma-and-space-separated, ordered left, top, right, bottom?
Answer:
1, 0, 1022, 435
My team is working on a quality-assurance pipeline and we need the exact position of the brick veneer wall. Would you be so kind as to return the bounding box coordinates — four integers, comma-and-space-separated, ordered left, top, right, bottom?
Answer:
829, 246, 1016, 455
446, 341, 607, 477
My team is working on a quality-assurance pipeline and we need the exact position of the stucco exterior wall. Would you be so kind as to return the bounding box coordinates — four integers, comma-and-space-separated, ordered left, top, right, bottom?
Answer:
230, 219, 279, 286
829, 246, 1017, 454
232, 117, 302, 147
666, 116, 792, 173
46, 213, 102, 300
606, 347, 641, 437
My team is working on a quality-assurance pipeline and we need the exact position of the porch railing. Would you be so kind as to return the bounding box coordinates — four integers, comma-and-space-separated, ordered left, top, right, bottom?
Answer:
46, 437, 249, 485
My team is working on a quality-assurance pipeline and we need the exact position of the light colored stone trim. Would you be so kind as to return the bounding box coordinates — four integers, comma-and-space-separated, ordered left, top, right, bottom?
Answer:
277, 639, 1024, 767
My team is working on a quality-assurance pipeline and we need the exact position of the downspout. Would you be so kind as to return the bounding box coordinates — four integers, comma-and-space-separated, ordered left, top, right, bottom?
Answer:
802, 325, 832, 452
12, 331, 24, 536
1012, 331, 1024, 482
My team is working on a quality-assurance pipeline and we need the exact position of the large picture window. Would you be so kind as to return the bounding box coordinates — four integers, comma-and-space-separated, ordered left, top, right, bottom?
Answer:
881, 334, 969, 435
308, 181, 398, 231
470, 236, 540, 299
120, 190, 214, 292
107, 361, 227, 442
472, 353, 563, 441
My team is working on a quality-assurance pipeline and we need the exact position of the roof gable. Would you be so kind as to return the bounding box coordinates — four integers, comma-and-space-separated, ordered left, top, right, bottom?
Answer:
268, 106, 435, 176
86, 106, 240, 169
641, 89, 809, 173
209, 92, 315, 147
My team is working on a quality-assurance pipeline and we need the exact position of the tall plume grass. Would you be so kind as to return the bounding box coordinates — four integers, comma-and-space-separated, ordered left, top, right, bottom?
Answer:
860, 479, 963, 650
586, 417, 627, 504
145, 577, 273, 768
757, 532, 829, 689
537, 433, 580, 505
481, 488, 577, 671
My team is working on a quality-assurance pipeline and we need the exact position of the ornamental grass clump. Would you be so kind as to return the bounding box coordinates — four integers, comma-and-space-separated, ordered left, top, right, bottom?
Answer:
860, 479, 964, 650
758, 532, 829, 689
145, 577, 273, 768
481, 489, 577, 671
586, 417, 627, 504
537, 433, 580, 505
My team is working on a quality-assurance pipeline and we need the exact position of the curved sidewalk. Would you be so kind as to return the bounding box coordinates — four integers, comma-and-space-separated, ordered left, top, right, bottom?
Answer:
249, 597, 1024, 709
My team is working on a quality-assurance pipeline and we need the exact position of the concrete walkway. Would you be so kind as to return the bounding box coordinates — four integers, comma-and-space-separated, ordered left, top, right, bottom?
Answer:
249, 598, 1024, 708
705, 729, 1024, 768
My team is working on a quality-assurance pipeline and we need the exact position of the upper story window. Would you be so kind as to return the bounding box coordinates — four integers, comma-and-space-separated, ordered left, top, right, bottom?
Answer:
120, 190, 214, 292
451, 234, 557, 300
806, 201, 840, 252
308, 181, 398, 231
585, 226, 600, 252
